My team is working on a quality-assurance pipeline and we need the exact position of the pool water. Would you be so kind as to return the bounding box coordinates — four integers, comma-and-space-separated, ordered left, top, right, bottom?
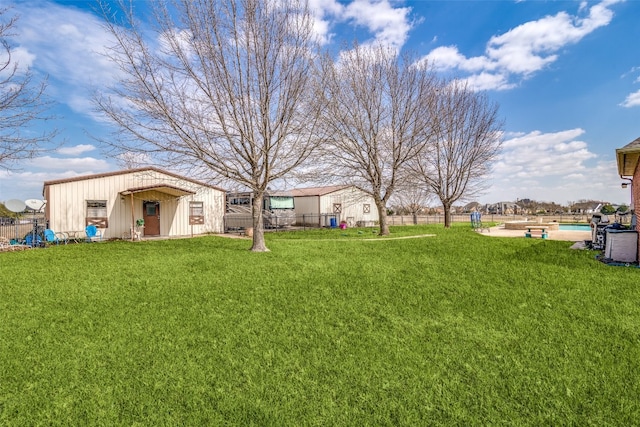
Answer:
559, 224, 591, 231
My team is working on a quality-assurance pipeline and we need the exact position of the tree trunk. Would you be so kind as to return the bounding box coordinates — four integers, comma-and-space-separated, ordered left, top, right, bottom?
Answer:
443, 203, 452, 228
250, 193, 269, 252
377, 200, 390, 236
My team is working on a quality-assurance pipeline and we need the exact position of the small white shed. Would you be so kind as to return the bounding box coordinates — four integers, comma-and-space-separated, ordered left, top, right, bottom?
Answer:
290, 185, 379, 227
43, 167, 226, 239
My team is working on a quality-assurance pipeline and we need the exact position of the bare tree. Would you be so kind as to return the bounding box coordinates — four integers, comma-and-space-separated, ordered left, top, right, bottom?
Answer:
95, 0, 324, 251
411, 79, 503, 228
0, 8, 57, 170
390, 184, 431, 224
317, 43, 437, 235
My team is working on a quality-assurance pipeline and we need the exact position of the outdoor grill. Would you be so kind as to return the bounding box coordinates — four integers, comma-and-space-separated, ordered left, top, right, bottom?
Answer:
590, 213, 610, 250
590, 213, 639, 263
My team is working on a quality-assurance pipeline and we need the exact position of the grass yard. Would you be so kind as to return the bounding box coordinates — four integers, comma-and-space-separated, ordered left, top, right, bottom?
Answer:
1, 225, 639, 425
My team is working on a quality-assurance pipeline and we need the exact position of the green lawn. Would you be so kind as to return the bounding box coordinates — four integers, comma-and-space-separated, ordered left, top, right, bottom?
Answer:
1, 225, 639, 425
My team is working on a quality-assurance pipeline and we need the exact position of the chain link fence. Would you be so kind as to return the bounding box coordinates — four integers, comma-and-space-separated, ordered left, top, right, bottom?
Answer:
387, 213, 596, 226
222, 213, 599, 232
3, 213, 605, 242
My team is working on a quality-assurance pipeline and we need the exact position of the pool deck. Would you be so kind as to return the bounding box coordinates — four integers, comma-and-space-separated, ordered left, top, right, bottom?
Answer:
479, 224, 591, 242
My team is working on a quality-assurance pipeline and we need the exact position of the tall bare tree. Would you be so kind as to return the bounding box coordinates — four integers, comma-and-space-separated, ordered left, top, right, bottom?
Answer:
318, 44, 438, 235
390, 184, 432, 224
95, 0, 324, 251
411, 79, 503, 228
0, 8, 57, 170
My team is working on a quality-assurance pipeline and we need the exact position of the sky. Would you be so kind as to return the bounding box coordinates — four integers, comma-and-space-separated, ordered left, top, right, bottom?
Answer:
1, 0, 639, 207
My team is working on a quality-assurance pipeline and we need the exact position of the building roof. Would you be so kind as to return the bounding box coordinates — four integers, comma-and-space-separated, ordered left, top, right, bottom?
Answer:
120, 184, 196, 197
616, 137, 640, 177
42, 167, 225, 192
289, 185, 351, 197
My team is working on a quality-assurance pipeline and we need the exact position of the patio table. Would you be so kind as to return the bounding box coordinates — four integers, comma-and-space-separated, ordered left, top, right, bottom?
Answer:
64, 231, 85, 243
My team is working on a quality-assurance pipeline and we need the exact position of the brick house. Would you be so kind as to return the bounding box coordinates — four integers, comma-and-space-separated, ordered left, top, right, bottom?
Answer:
615, 137, 640, 260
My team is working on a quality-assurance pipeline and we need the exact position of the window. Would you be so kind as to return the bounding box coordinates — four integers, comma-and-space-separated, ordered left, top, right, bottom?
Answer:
333, 203, 342, 214
229, 196, 251, 206
189, 201, 205, 225
363, 204, 371, 214
146, 203, 158, 216
268, 196, 295, 210
86, 200, 108, 228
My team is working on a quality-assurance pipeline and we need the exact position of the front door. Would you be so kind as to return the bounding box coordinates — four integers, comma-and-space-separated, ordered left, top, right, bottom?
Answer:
143, 201, 160, 236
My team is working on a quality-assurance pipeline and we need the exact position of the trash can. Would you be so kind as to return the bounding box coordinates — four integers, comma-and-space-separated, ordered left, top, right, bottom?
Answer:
330, 218, 337, 228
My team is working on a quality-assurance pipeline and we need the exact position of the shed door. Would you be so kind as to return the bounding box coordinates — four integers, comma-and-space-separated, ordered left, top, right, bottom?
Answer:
143, 201, 160, 236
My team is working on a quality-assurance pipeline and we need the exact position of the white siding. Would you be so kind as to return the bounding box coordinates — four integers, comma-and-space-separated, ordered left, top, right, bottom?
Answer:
45, 169, 225, 239
321, 187, 378, 226
292, 186, 379, 226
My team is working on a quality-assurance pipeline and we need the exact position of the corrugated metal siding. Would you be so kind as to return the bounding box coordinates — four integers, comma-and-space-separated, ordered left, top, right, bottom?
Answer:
320, 187, 379, 224
291, 186, 379, 225
45, 169, 225, 239
293, 196, 319, 215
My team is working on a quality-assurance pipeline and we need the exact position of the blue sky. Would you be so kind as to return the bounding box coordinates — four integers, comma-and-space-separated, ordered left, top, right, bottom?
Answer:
2, 0, 639, 206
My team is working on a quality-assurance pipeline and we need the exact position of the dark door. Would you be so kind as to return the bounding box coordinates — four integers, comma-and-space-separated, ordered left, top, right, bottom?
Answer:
143, 201, 160, 236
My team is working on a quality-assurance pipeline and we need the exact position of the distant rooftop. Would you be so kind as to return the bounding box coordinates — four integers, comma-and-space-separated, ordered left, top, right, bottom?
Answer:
289, 185, 350, 197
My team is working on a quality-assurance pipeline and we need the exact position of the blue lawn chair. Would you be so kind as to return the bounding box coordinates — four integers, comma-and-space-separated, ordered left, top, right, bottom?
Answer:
470, 212, 489, 232
25, 234, 43, 247
44, 229, 67, 245
470, 211, 481, 229
85, 225, 103, 242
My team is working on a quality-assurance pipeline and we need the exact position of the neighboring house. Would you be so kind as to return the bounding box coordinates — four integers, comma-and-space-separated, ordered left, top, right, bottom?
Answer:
485, 202, 521, 215
43, 167, 226, 239
289, 185, 379, 227
463, 202, 482, 213
572, 201, 605, 214
587, 203, 604, 214
616, 137, 640, 260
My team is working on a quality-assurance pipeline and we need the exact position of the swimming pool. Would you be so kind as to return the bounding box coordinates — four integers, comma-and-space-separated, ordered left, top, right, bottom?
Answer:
559, 224, 591, 231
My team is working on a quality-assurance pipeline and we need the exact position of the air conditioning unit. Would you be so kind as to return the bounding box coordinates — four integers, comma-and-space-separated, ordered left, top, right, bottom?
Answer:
604, 230, 638, 263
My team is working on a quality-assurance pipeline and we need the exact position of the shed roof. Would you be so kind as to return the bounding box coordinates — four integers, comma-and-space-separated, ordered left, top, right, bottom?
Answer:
289, 185, 351, 197
120, 184, 195, 198
42, 167, 225, 192
616, 137, 640, 177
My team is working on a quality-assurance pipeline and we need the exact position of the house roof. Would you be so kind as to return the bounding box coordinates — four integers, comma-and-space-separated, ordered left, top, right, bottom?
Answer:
42, 167, 225, 192
288, 185, 351, 197
616, 137, 640, 177
120, 184, 196, 198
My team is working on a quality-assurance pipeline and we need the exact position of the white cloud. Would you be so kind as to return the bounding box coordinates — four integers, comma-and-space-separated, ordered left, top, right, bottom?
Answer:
502, 128, 586, 149
57, 145, 96, 156
28, 156, 111, 172
308, 0, 413, 48
9, 2, 120, 113
0, 165, 117, 202
460, 72, 515, 92
345, 0, 413, 49
0, 170, 48, 200
620, 89, 640, 108
308, 0, 344, 16
480, 129, 628, 204
420, 0, 623, 91
330, 0, 413, 50
0, 46, 36, 78
306, 0, 344, 44
310, 17, 333, 45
